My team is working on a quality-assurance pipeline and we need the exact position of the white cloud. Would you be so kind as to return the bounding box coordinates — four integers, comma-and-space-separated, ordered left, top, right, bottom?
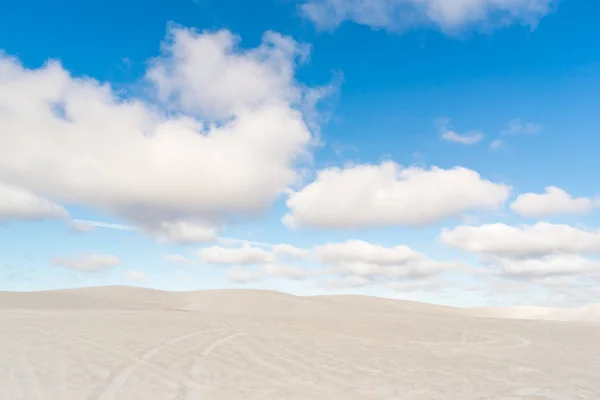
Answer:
438, 120, 483, 145
300, 0, 553, 32
71, 219, 135, 232
0, 27, 318, 243
273, 244, 309, 260
198, 244, 275, 265
322, 275, 374, 289
0, 183, 68, 221
316, 240, 422, 266
201, 242, 312, 282
227, 268, 260, 283
388, 277, 447, 293
502, 118, 542, 135
148, 29, 310, 120
510, 187, 596, 218
125, 269, 147, 282
163, 253, 195, 265
69, 220, 95, 232
143, 221, 217, 244
315, 240, 468, 287
441, 129, 484, 145
284, 162, 511, 229
492, 255, 600, 278
208, 239, 463, 288
441, 222, 600, 259
52, 254, 121, 271
490, 139, 503, 150
227, 263, 319, 283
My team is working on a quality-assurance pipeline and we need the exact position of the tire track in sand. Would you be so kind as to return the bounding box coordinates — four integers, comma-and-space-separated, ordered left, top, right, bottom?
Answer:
173, 332, 249, 399
95, 328, 226, 400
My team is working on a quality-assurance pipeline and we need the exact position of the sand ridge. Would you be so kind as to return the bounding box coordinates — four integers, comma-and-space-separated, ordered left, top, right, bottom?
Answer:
1, 286, 599, 399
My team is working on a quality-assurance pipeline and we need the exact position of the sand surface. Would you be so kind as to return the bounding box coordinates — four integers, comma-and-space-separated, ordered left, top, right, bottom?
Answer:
1, 287, 599, 399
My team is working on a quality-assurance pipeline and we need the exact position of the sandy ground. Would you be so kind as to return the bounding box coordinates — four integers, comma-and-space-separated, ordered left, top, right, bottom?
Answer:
1, 287, 599, 399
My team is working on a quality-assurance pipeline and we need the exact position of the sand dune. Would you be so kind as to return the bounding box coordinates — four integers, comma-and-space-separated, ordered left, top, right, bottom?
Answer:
1, 286, 599, 399
471, 304, 600, 323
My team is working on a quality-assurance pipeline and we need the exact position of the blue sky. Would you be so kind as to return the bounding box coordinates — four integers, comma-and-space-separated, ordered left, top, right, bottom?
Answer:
1, 0, 600, 307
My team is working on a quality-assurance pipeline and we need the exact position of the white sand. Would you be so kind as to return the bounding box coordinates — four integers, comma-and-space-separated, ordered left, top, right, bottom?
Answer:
1, 286, 599, 399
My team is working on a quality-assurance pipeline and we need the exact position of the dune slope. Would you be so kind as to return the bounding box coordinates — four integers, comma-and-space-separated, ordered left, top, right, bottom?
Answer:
1, 286, 599, 399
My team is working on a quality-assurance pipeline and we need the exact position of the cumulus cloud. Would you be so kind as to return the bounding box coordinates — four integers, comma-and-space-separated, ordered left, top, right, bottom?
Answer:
205, 239, 464, 288
198, 244, 276, 265
0, 26, 320, 243
442, 222, 600, 289
0, 183, 68, 221
200, 242, 315, 283
125, 270, 148, 282
148, 29, 310, 120
315, 240, 468, 287
142, 221, 217, 244
316, 240, 422, 266
163, 253, 195, 265
52, 254, 121, 271
300, 0, 554, 32
440, 222, 600, 259
273, 244, 310, 260
284, 162, 511, 229
491, 255, 600, 278
510, 187, 597, 218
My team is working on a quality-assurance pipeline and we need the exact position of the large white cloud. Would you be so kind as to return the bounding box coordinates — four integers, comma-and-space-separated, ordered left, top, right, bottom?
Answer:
52, 254, 121, 272
440, 222, 600, 259
0, 183, 68, 221
284, 162, 511, 229
0, 27, 317, 242
300, 0, 553, 32
510, 187, 597, 218
148, 29, 309, 120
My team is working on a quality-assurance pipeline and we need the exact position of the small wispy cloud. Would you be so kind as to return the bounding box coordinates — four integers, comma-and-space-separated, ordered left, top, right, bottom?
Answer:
489, 118, 541, 150
217, 236, 279, 249
442, 129, 484, 145
72, 219, 136, 232
163, 254, 195, 265
52, 253, 121, 272
502, 118, 542, 135
490, 139, 503, 150
437, 118, 484, 145
125, 270, 147, 282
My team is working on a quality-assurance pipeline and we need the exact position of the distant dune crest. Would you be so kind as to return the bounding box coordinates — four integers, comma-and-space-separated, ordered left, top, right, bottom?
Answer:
1, 286, 598, 323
